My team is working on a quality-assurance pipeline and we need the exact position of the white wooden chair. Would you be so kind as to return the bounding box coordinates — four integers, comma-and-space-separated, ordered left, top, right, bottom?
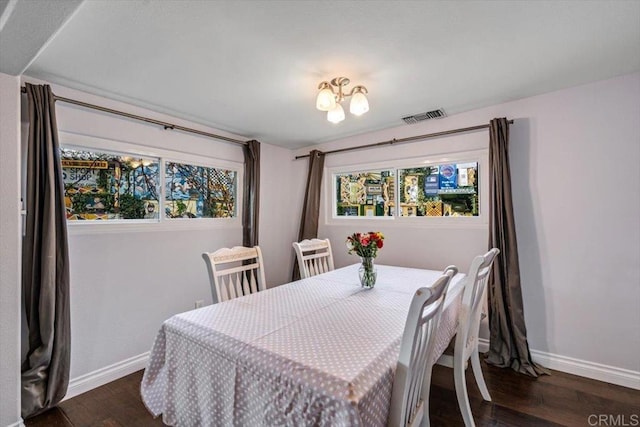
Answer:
201, 246, 266, 303
292, 238, 335, 279
438, 248, 500, 427
388, 268, 455, 427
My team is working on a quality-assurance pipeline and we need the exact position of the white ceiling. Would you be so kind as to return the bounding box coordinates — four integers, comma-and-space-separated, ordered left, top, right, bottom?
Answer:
2, 0, 639, 148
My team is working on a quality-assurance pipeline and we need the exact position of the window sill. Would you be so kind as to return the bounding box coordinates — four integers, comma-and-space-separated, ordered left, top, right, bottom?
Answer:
66, 218, 242, 235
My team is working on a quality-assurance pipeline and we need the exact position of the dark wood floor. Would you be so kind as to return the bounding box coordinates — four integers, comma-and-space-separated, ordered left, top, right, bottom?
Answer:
26, 362, 640, 426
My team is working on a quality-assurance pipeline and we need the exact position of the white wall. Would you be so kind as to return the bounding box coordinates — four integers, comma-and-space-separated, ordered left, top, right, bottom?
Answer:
19, 78, 299, 382
0, 73, 22, 426
259, 142, 303, 287
294, 73, 640, 376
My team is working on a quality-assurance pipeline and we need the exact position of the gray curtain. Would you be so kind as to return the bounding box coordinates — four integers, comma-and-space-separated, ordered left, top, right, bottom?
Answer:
242, 140, 260, 247
486, 117, 546, 377
21, 84, 71, 417
292, 150, 325, 281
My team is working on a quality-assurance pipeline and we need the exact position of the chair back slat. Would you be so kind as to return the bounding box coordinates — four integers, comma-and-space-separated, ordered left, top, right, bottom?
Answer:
230, 274, 237, 299
220, 276, 229, 301
319, 257, 329, 274
202, 246, 266, 303
249, 270, 257, 294
293, 238, 335, 279
388, 268, 455, 427
309, 258, 317, 277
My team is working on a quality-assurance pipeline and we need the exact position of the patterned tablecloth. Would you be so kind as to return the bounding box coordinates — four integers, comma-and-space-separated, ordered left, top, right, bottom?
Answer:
141, 264, 465, 426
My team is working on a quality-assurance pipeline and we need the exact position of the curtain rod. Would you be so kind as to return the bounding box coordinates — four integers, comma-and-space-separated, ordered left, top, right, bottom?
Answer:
20, 86, 248, 146
294, 119, 514, 160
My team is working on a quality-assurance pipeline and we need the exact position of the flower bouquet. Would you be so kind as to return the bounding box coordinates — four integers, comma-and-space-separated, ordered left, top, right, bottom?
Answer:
346, 231, 384, 288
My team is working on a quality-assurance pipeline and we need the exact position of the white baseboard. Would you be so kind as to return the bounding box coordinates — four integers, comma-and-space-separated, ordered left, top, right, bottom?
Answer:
64, 352, 149, 401
5, 419, 25, 427
478, 338, 490, 353
477, 338, 640, 390
63, 340, 640, 403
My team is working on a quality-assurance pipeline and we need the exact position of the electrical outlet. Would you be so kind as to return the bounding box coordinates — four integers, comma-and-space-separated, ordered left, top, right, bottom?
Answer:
194, 300, 205, 309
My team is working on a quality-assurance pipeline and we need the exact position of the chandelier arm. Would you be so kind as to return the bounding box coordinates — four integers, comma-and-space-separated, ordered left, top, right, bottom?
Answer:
317, 81, 336, 94
330, 77, 350, 87
346, 85, 368, 97
330, 77, 349, 102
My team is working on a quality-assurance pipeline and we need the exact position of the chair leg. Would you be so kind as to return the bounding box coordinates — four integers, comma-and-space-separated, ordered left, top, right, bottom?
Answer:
420, 368, 432, 427
470, 350, 491, 401
454, 354, 475, 427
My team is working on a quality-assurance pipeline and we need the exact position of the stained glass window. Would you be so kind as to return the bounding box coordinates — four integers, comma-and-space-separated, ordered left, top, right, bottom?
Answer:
61, 148, 160, 221
165, 162, 237, 219
334, 170, 395, 217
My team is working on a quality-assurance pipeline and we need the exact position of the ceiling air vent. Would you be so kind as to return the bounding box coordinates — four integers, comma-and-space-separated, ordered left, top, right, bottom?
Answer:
402, 109, 446, 124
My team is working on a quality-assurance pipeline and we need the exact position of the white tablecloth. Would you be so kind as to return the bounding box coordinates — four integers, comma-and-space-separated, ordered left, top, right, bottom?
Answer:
141, 264, 464, 426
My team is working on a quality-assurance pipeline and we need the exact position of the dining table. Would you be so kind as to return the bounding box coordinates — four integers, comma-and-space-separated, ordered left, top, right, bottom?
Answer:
141, 263, 465, 426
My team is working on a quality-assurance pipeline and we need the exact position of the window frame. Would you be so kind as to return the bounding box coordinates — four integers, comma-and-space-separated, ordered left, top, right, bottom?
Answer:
325, 149, 489, 229
60, 132, 243, 235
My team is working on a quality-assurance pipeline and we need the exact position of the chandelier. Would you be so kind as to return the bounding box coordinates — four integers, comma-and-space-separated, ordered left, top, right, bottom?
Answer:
315, 77, 369, 124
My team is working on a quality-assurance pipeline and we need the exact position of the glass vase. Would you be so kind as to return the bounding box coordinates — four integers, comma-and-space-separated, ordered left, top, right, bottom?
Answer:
359, 257, 377, 288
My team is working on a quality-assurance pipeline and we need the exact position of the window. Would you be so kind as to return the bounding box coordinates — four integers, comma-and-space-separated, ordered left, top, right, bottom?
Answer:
61, 148, 160, 221
334, 170, 395, 217
165, 162, 237, 219
60, 136, 241, 228
398, 162, 479, 217
330, 155, 483, 221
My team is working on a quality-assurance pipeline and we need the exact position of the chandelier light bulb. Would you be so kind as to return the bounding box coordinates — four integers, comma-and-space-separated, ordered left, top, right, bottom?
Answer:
350, 88, 369, 116
316, 85, 336, 111
327, 103, 345, 124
